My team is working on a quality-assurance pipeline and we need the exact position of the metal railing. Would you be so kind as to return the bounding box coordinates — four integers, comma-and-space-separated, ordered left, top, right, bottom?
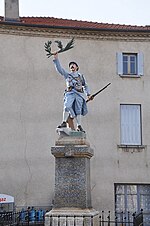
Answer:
0, 209, 146, 226
47, 210, 144, 226
100, 211, 134, 225
0, 209, 45, 226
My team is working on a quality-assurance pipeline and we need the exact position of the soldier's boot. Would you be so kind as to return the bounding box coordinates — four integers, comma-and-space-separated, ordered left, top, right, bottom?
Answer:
57, 121, 67, 128
77, 125, 85, 133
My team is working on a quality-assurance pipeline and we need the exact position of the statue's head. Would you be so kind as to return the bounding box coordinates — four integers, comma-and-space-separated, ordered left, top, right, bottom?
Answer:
69, 61, 79, 71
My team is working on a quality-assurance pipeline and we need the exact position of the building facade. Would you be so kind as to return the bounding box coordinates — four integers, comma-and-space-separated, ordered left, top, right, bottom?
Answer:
0, 1, 150, 220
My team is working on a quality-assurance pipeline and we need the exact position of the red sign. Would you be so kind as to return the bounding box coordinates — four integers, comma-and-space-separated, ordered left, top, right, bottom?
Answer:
0, 194, 14, 203
0, 198, 6, 203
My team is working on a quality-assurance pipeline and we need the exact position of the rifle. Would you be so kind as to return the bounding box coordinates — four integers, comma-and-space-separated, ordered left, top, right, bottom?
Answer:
86, 83, 111, 103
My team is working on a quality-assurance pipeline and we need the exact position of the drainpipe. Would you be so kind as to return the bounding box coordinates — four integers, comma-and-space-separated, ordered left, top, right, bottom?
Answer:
4, 0, 20, 22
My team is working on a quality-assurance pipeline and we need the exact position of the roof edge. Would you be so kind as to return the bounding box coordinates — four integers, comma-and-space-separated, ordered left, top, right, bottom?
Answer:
0, 16, 150, 33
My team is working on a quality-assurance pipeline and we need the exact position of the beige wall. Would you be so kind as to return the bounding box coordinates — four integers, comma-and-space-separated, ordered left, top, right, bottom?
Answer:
0, 29, 150, 212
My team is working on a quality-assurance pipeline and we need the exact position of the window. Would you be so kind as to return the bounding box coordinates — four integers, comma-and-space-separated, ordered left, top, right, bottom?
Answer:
120, 104, 142, 145
115, 184, 150, 225
117, 52, 144, 76
123, 54, 137, 75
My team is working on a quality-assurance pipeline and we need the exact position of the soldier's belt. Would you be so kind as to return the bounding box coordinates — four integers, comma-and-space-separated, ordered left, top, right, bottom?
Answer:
66, 86, 83, 93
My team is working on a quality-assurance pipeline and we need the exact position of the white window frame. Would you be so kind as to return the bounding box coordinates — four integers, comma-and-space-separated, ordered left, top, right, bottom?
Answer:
123, 53, 137, 75
120, 104, 142, 145
117, 52, 144, 77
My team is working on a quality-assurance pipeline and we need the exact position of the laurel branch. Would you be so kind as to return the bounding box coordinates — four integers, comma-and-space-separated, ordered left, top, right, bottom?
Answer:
44, 37, 75, 58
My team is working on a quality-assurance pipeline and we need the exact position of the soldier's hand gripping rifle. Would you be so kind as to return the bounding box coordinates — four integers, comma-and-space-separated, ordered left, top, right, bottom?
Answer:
86, 83, 111, 103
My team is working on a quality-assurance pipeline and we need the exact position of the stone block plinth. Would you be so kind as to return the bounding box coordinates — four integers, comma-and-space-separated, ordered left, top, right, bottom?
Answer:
52, 144, 93, 209
45, 208, 99, 226
45, 129, 99, 226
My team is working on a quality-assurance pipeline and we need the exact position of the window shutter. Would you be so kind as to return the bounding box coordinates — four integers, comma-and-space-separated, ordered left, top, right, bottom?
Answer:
137, 52, 144, 76
120, 105, 141, 145
117, 52, 123, 75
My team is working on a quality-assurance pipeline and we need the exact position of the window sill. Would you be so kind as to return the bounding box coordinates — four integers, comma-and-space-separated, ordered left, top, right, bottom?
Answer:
117, 145, 146, 153
119, 74, 142, 78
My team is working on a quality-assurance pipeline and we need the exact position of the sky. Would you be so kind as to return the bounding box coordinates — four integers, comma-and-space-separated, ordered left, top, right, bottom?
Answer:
0, 0, 150, 26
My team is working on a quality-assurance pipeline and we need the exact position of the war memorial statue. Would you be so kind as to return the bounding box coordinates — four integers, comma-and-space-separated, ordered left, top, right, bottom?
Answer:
53, 52, 93, 133
44, 37, 110, 134
44, 38, 111, 226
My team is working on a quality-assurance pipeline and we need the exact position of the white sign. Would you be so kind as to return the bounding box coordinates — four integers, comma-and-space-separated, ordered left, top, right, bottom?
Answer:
0, 194, 14, 203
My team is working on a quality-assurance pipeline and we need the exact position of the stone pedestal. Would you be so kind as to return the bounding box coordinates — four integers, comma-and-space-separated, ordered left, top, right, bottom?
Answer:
45, 129, 99, 226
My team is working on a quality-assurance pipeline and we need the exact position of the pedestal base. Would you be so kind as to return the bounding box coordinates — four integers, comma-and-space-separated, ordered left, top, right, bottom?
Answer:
46, 131, 99, 226
45, 208, 99, 226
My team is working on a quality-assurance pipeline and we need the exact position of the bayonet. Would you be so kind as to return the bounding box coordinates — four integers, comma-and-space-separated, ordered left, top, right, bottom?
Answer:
86, 83, 111, 103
